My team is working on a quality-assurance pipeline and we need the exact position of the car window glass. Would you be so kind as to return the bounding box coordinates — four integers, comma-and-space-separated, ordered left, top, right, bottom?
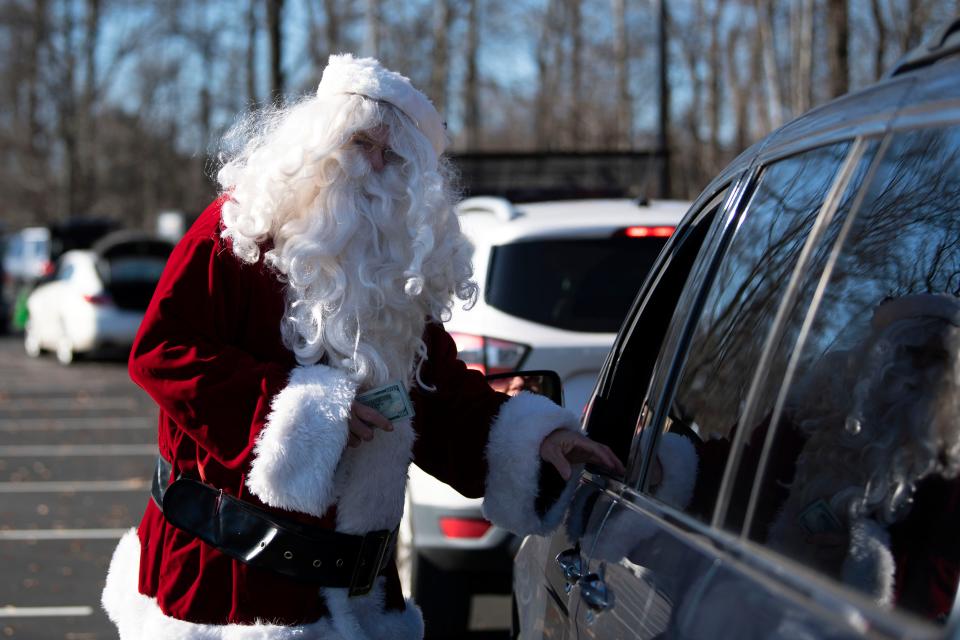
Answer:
744, 126, 960, 624
584, 192, 725, 464
486, 236, 670, 333
652, 142, 851, 518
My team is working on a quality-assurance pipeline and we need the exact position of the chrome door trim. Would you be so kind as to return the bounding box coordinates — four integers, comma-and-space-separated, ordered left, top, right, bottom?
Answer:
713, 135, 877, 529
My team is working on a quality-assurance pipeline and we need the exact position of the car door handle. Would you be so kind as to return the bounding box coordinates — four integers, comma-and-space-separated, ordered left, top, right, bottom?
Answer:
579, 573, 613, 611
555, 547, 583, 583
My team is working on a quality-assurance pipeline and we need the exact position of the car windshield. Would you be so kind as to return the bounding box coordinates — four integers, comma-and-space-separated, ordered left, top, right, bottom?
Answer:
486, 236, 668, 332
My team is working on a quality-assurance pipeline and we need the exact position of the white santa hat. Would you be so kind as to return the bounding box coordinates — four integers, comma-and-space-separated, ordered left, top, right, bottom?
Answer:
317, 53, 449, 157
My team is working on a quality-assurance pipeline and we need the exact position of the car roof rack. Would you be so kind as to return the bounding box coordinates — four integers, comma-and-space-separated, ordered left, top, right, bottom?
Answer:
888, 17, 960, 77
456, 196, 521, 222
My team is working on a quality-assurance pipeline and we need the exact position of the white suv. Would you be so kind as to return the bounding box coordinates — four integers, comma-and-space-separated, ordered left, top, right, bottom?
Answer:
400, 195, 690, 636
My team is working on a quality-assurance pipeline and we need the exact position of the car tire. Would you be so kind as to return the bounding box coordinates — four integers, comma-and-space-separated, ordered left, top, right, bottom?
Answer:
416, 555, 472, 639
24, 328, 41, 358
56, 334, 74, 366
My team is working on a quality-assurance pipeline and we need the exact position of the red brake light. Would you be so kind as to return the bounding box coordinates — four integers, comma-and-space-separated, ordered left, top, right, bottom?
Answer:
621, 226, 675, 238
40, 261, 55, 277
438, 517, 492, 539
83, 293, 113, 306
449, 332, 528, 375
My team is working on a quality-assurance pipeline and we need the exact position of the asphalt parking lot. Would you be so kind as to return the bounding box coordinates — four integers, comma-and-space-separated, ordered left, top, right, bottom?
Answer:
0, 335, 509, 639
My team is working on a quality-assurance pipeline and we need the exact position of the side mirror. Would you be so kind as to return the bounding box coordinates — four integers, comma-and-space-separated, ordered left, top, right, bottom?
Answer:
486, 370, 563, 407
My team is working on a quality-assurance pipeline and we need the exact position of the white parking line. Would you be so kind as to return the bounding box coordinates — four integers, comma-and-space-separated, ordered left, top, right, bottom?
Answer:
0, 444, 156, 456
0, 529, 128, 540
0, 605, 93, 618
0, 417, 154, 431
0, 479, 149, 492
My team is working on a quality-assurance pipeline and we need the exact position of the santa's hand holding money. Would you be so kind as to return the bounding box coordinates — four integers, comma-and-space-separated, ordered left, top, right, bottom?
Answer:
348, 401, 394, 448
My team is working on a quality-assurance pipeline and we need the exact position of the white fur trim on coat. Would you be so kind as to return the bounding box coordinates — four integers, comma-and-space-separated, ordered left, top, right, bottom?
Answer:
651, 431, 698, 510
842, 519, 895, 607
102, 529, 423, 640
482, 391, 581, 536
246, 364, 356, 518
317, 54, 448, 157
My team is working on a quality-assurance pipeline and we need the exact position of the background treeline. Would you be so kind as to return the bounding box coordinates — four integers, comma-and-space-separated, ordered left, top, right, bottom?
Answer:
1, 0, 957, 230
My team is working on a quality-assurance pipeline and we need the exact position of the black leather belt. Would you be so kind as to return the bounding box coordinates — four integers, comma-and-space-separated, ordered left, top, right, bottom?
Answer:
151, 456, 395, 596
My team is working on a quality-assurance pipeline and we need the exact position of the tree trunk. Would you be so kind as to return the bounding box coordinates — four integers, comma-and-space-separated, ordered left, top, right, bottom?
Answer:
364, 0, 380, 58
267, 0, 284, 105
657, 0, 671, 198
825, 0, 848, 98
81, 0, 99, 210
324, 0, 340, 54
247, 0, 258, 104
534, 0, 555, 149
792, 0, 813, 114
707, 0, 723, 172
464, 0, 480, 149
429, 0, 451, 116
726, 25, 750, 153
612, 0, 631, 149
569, 0, 583, 149
755, 0, 783, 128
870, 0, 886, 80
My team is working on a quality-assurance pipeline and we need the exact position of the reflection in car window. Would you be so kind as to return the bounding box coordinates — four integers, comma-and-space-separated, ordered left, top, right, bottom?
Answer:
745, 127, 960, 624
653, 143, 851, 518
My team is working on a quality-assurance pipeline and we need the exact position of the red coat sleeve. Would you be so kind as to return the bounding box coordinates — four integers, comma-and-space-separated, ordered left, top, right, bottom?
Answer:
128, 217, 291, 472
410, 323, 509, 498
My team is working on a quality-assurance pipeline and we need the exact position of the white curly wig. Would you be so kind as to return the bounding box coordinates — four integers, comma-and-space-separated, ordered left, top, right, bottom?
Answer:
216, 54, 477, 389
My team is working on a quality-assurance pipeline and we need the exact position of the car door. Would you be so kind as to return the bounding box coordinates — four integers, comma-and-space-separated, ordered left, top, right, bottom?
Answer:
513, 180, 734, 640
572, 139, 883, 639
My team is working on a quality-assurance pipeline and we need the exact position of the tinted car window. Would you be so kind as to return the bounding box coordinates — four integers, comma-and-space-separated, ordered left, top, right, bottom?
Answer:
658, 142, 851, 519
485, 237, 668, 332
584, 196, 724, 463
743, 126, 960, 624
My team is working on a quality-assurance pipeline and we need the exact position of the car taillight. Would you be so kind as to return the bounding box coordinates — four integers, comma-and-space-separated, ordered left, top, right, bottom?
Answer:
438, 517, 492, 539
83, 293, 113, 306
40, 261, 55, 277
449, 332, 529, 375
617, 226, 675, 238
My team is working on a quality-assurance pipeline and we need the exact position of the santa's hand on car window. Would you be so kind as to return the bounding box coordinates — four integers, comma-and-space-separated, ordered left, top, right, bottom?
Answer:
539, 429, 626, 480
348, 401, 393, 448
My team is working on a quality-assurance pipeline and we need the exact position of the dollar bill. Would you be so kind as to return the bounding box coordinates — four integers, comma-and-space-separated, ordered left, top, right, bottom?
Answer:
356, 381, 415, 422
797, 499, 843, 537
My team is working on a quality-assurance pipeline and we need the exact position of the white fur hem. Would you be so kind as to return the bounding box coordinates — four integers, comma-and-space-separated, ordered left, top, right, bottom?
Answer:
102, 529, 423, 640
652, 432, 698, 510
842, 519, 895, 607
246, 364, 356, 518
482, 391, 580, 536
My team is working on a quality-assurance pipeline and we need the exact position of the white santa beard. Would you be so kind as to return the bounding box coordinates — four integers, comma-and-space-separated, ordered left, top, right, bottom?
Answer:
277, 166, 446, 388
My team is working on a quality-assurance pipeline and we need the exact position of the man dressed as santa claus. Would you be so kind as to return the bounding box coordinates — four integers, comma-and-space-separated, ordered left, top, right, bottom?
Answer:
100, 54, 623, 639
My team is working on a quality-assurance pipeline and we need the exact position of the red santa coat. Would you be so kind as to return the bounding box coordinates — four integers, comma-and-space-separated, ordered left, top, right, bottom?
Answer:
101, 198, 579, 639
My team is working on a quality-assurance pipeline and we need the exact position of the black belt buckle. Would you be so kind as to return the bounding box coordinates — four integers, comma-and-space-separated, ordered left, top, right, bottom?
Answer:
349, 529, 391, 597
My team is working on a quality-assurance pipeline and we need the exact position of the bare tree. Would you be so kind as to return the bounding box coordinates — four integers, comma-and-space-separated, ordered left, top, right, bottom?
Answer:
826, 0, 849, 98
464, 0, 480, 149
612, 0, 631, 149
247, 0, 258, 104
429, 0, 451, 115
364, 0, 380, 58
568, 0, 583, 149
755, 0, 784, 128
791, 0, 814, 113
267, 0, 284, 105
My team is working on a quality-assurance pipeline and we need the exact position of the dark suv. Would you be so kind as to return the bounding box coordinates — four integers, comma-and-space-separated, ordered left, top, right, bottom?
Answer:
514, 20, 960, 640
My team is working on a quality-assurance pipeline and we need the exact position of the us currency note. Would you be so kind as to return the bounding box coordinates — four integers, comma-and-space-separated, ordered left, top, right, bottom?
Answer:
356, 381, 415, 422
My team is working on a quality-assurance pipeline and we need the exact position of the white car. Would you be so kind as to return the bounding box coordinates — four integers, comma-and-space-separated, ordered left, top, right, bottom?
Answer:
24, 231, 172, 364
399, 196, 690, 635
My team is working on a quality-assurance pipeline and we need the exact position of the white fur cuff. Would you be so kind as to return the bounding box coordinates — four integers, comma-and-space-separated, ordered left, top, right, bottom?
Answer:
246, 364, 356, 518
482, 392, 581, 536
652, 432, 698, 510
